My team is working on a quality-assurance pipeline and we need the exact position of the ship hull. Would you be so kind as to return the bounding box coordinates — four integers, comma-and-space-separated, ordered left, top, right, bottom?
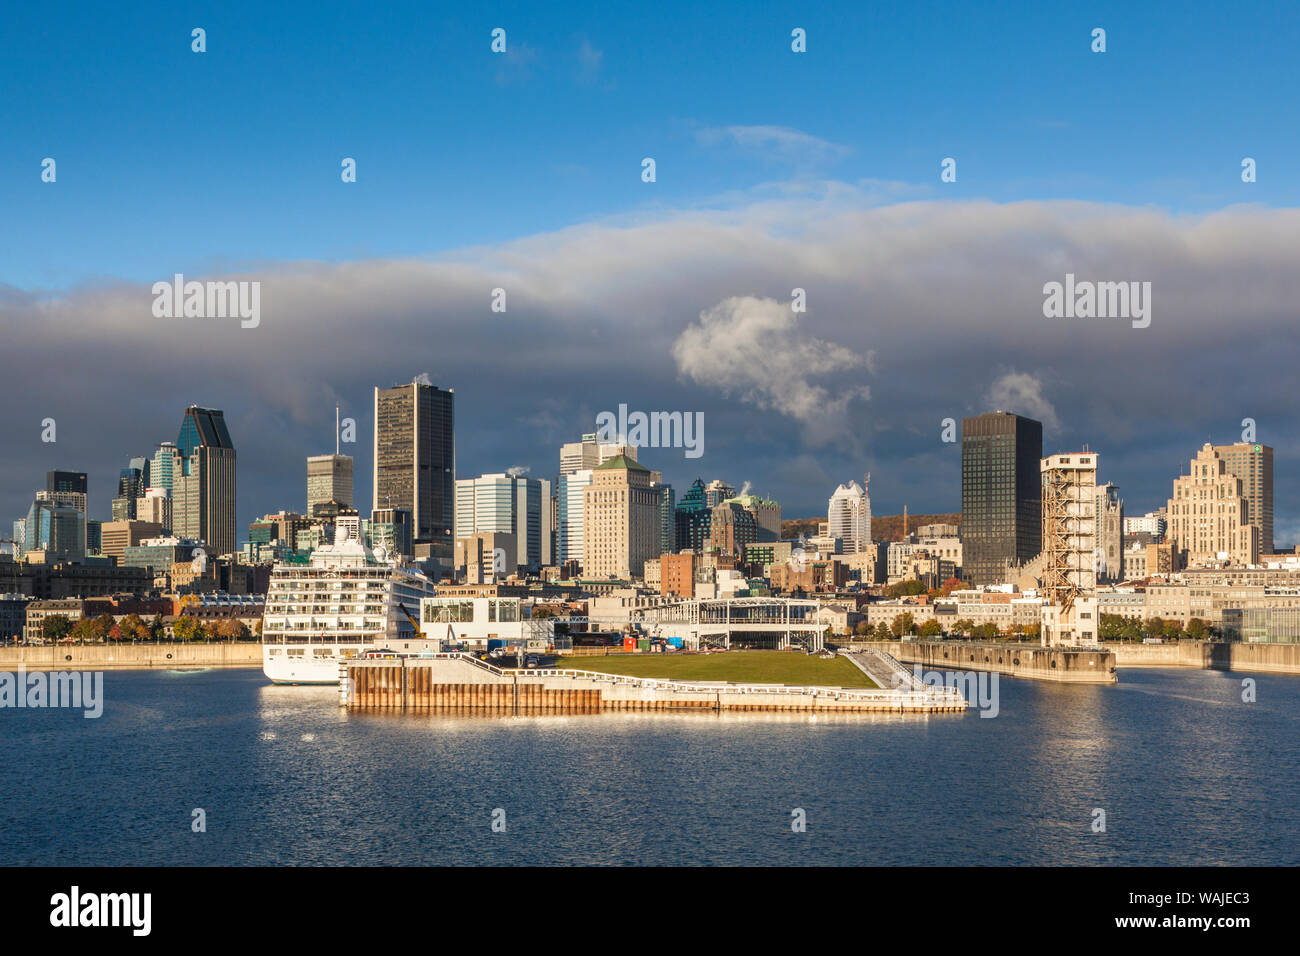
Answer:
262, 644, 365, 685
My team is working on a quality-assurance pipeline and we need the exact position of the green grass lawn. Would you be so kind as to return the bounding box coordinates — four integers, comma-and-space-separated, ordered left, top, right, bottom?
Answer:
554, 650, 877, 688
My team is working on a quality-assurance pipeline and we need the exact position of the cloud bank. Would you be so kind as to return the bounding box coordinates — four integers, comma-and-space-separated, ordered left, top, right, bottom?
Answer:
4, 188, 1299, 534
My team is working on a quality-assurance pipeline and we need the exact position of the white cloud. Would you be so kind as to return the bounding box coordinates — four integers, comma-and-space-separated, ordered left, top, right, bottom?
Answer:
694, 125, 851, 165
672, 295, 871, 443
986, 371, 1061, 434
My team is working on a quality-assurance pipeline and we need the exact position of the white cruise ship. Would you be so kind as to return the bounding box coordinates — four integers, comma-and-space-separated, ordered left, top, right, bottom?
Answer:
261, 530, 437, 684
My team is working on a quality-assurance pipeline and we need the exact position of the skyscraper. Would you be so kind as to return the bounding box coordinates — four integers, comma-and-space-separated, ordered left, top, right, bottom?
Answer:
45, 470, 88, 514
675, 478, 711, 552
172, 406, 238, 556
307, 455, 354, 513
307, 407, 354, 514
1211, 442, 1273, 553
113, 459, 149, 521
151, 442, 177, 493
454, 473, 553, 571
557, 469, 594, 567
23, 498, 85, 562
373, 380, 455, 563
828, 477, 871, 553
41, 471, 88, 553
961, 411, 1043, 586
559, 432, 637, 476
1166, 444, 1260, 567
651, 479, 675, 557
582, 456, 658, 579
729, 493, 782, 542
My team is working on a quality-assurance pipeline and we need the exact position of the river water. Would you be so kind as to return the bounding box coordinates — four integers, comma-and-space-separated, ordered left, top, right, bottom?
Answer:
2, 666, 1296, 865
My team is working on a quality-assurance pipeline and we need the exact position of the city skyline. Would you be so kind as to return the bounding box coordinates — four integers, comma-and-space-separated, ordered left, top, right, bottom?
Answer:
5, 396, 1291, 552
3, 7, 1300, 545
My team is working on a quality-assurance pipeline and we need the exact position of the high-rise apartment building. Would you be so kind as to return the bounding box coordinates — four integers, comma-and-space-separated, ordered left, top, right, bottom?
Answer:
1166, 444, 1261, 567
1211, 442, 1273, 553
961, 412, 1043, 586
373, 381, 455, 563
454, 473, 553, 571
828, 477, 871, 553
582, 456, 658, 579
171, 406, 238, 556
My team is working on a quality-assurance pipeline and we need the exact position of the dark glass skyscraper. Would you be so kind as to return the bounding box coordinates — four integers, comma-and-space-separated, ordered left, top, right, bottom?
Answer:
172, 406, 237, 555
373, 381, 455, 563
45, 470, 87, 497
674, 478, 711, 552
961, 411, 1043, 586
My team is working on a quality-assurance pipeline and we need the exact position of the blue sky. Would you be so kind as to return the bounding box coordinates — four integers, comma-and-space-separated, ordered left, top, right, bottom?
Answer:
3, 0, 1297, 288
3, 1, 1300, 540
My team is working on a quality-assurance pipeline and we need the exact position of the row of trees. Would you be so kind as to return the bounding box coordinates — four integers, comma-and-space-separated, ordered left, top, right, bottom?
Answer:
39, 613, 255, 643
852, 615, 1040, 641
1097, 613, 1212, 642
846, 611, 1214, 642
882, 576, 965, 601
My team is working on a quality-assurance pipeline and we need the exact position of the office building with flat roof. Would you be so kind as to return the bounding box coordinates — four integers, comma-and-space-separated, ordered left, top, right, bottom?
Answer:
373, 380, 455, 563
961, 412, 1043, 586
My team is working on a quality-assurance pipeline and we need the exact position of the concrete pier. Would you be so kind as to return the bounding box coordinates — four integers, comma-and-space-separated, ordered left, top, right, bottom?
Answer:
0, 642, 262, 671
341, 654, 967, 714
1103, 640, 1300, 675
871, 641, 1117, 684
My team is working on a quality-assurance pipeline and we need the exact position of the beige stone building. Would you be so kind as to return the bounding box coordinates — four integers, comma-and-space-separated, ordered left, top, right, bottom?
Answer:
582, 456, 659, 579
100, 520, 165, 563
24, 598, 84, 642
1166, 444, 1261, 567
